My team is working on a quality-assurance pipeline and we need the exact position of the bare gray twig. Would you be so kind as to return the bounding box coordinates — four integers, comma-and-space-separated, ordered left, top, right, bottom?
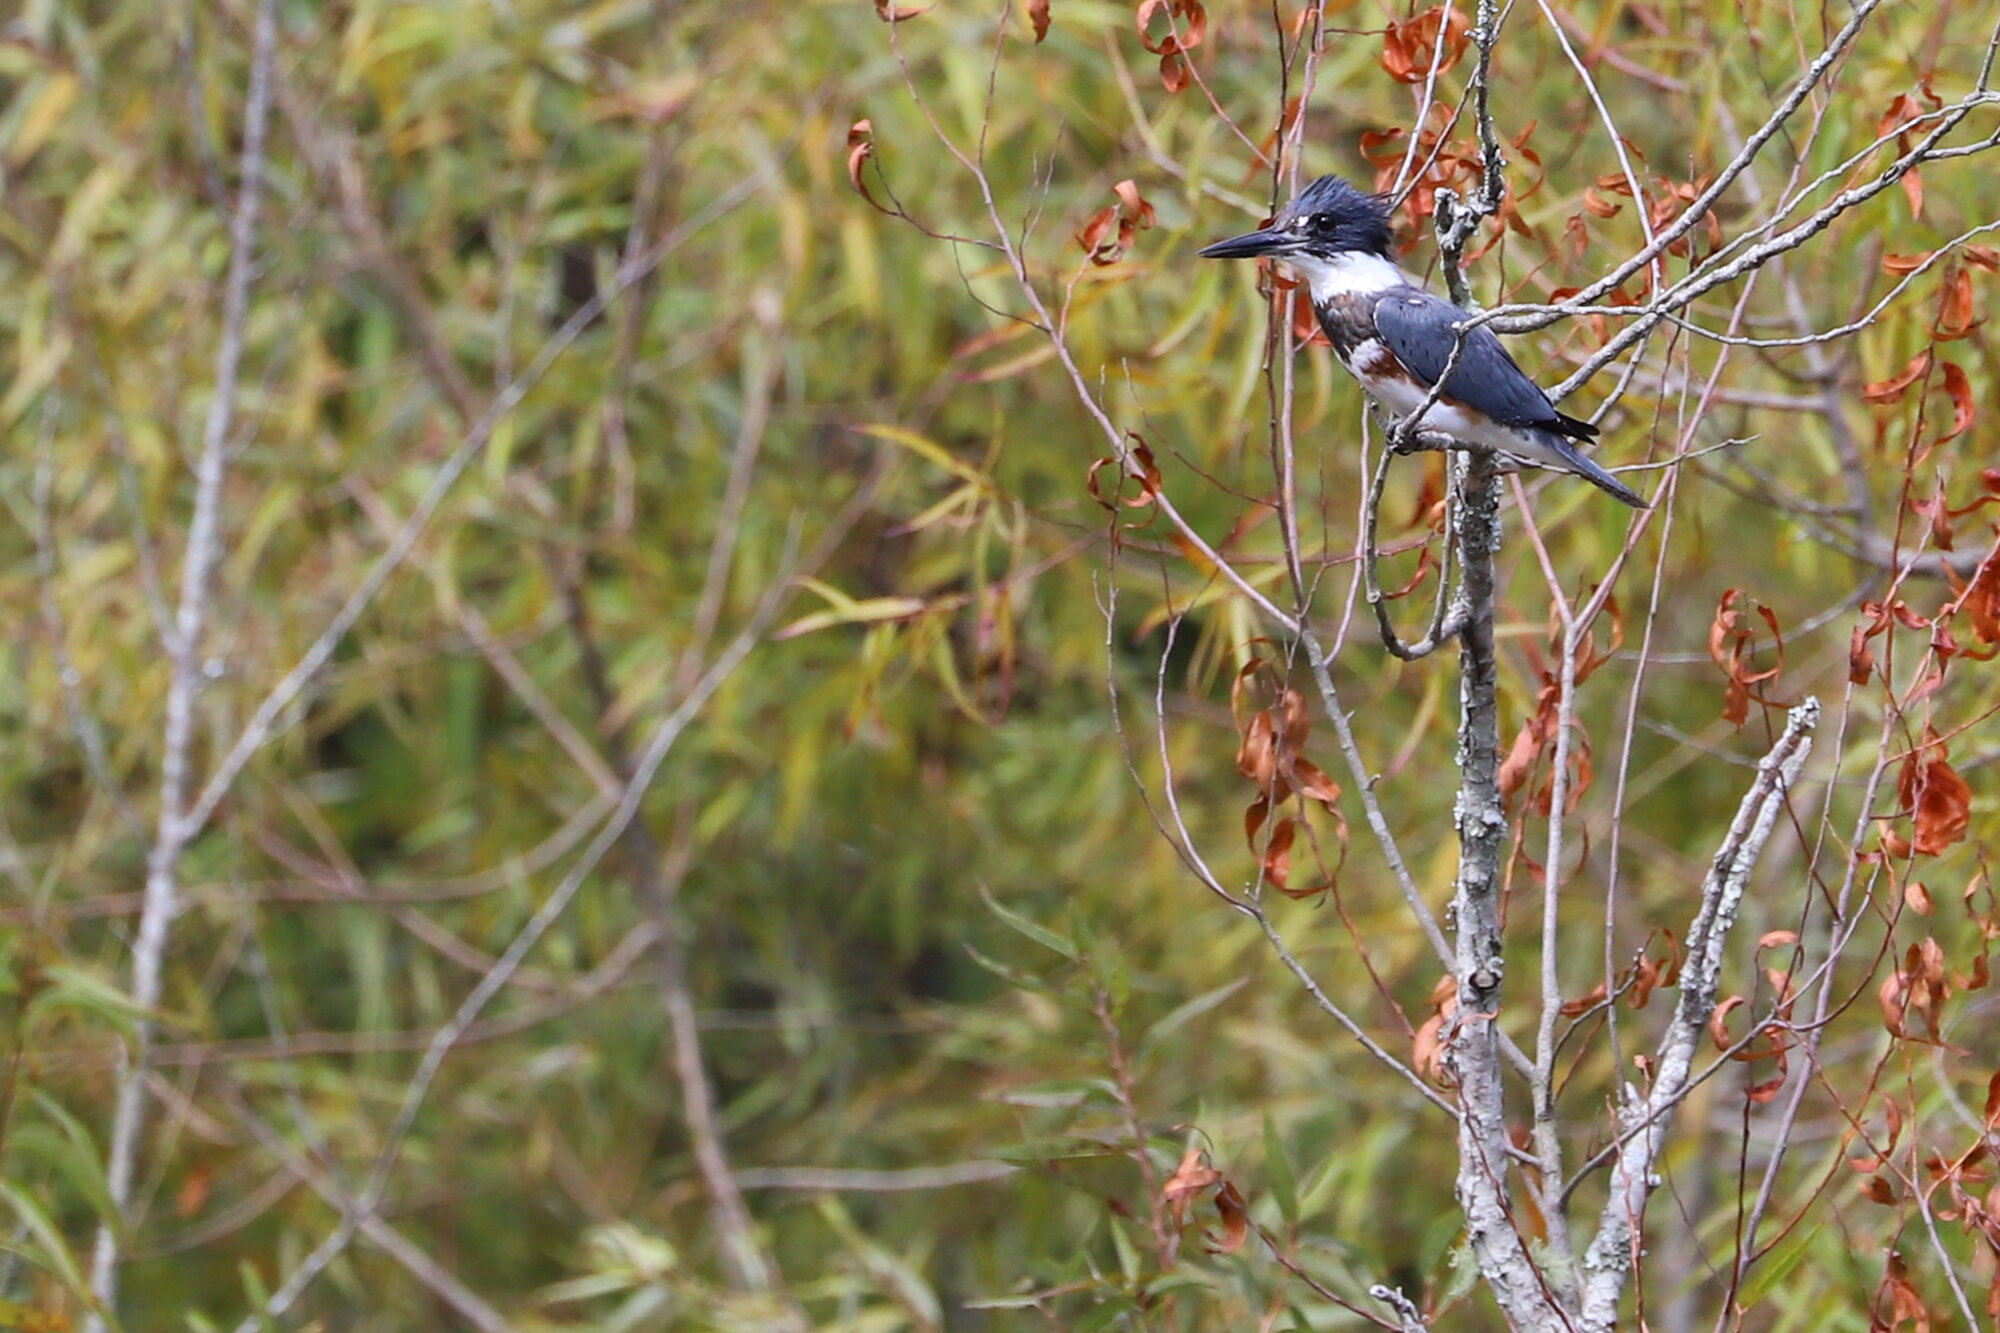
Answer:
86, 2, 277, 1320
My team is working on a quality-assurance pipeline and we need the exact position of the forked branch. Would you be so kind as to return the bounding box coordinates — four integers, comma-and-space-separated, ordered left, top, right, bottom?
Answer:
1578, 697, 1819, 1331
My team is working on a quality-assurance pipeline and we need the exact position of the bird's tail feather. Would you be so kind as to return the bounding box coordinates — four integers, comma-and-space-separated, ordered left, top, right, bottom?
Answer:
1551, 410, 1600, 441
1535, 431, 1648, 508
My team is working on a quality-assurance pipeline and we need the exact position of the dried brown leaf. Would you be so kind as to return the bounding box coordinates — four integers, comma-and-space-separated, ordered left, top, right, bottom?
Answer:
1086, 434, 1162, 513
1136, 0, 1207, 53
176, 1163, 212, 1219
1580, 187, 1621, 218
1290, 758, 1341, 810
846, 120, 888, 214
1075, 205, 1116, 259
1709, 995, 1746, 1050
1209, 1180, 1248, 1254
1261, 817, 1296, 891
1162, 1147, 1221, 1228
1900, 741, 1971, 856
1938, 362, 1976, 443
1850, 624, 1876, 683
1862, 350, 1934, 404
1112, 179, 1155, 230
1935, 268, 1980, 340
1560, 981, 1608, 1018
1709, 589, 1785, 727
1378, 5, 1470, 83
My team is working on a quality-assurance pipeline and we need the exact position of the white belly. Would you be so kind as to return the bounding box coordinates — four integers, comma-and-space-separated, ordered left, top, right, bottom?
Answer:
1344, 339, 1506, 448
1343, 338, 1574, 472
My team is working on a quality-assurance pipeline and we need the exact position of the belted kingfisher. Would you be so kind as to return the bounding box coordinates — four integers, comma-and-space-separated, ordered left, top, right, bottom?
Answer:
1199, 175, 1645, 508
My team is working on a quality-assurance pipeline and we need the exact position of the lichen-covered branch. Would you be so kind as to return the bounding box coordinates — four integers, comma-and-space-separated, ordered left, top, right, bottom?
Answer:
1444, 455, 1568, 1331
1577, 698, 1819, 1331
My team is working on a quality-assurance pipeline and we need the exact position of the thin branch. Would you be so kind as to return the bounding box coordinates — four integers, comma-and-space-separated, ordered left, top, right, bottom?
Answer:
882, 34, 1299, 636
86, 1, 277, 1320
1252, 907, 1463, 1119
1577, 699, 1819, 1332
215, 1083, 515, 1333
1547, 95, 2000, 398
1363, 440, 1461, 660
1249, 1223, 1406, 1331
1429, 15, 1574, 1322
1297, 632, 1456, 974
1093, 984, 1175, 1266
1557, 0, 1884, 315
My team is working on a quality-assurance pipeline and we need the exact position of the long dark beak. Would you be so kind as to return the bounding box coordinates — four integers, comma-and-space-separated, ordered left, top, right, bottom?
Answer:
1198, 227, 1290, 260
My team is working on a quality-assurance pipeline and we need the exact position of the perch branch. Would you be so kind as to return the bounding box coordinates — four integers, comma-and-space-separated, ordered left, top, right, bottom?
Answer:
1432, 8, 1576, 1322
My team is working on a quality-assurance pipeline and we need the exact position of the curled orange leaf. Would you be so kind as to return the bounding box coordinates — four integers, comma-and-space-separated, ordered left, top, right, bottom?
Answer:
1861, 350, 1934, 404
1379, 5, 1470, 83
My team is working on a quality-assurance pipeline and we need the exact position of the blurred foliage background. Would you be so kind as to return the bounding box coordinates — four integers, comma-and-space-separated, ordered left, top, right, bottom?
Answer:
1, 0, 1999, 1329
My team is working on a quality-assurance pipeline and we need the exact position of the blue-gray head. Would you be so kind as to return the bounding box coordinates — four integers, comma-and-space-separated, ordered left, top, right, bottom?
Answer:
1198, 174, 1395, 263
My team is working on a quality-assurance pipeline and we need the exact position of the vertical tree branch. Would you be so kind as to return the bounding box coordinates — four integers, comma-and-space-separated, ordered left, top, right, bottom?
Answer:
1577, 699, 1818, 1331
1444, 456, 1564, 1330
86, 0, 277, 1322
1424, 4, 1574, 1323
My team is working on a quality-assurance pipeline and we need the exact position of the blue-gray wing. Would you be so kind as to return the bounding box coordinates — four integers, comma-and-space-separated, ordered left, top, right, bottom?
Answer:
1373, 291, 1595, 440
